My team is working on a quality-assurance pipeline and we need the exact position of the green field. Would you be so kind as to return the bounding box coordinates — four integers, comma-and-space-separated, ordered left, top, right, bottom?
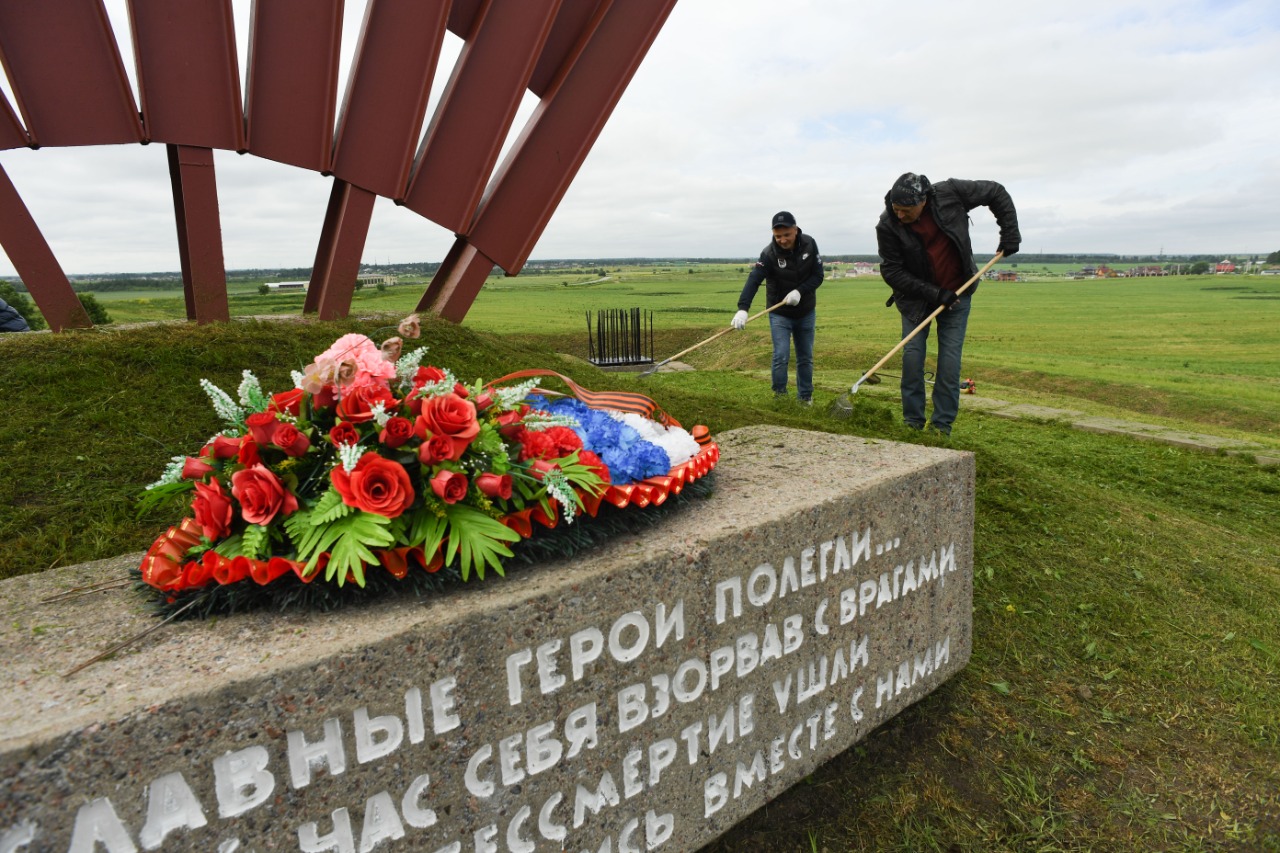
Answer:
2, 270, 1278, 850
90, 266, 1279, 448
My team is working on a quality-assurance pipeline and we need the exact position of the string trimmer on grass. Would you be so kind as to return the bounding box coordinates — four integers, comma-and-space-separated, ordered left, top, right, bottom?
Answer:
638, 300, 786, 378
830, 252, 1002, 417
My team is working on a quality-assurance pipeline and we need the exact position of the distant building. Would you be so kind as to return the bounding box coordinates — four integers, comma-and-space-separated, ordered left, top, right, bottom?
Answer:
1215, 259, 1236, 274
266, 281, 308, 291
1128, 266, 1167, 277
358, 273, 398, 286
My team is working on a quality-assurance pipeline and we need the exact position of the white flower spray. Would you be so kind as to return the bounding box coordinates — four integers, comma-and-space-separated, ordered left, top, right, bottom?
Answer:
200, 379, 245, 428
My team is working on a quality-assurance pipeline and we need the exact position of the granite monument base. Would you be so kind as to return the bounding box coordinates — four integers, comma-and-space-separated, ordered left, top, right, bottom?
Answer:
0, 425, 974, 853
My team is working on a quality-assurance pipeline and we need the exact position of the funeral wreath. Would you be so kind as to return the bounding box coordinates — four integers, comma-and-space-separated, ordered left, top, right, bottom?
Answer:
137, 317, 718, 614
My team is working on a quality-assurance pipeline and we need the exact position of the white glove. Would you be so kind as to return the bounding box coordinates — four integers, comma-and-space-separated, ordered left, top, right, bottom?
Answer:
731, 310, 748, 330
783, 289, 801, 306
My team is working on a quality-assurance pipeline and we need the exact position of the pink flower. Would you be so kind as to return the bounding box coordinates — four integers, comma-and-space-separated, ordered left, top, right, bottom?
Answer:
304, 334, 396, 392
398, 314, 421, 339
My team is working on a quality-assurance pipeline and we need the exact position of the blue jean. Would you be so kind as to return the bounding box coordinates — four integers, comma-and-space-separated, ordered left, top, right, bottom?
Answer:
901, 294, 971, 431
769, 310, 815, 400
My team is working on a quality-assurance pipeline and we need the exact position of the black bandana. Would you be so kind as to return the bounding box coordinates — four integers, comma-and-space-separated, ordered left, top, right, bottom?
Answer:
890, 172, 930, 206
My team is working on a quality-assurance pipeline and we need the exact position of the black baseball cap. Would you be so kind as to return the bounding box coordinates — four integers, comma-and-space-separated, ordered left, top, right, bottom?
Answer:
771, 211, 797, 229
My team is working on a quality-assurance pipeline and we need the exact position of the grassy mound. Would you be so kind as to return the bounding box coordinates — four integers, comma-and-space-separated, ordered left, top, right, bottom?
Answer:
2, 315, 1277, 850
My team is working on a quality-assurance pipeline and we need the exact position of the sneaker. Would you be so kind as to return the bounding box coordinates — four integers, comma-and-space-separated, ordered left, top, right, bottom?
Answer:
799, 398, 813, 406
904, 422, 924, 431
928, 424, 952, 437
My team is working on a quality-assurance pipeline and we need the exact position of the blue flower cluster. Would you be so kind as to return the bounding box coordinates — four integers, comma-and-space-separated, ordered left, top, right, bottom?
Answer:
529, 395, 671, 484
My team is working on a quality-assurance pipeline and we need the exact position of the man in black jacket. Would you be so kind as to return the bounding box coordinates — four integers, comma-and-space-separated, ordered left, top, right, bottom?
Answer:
876, 173, 1019, 434
732, 211, 824, 404
0, 297, 31, 333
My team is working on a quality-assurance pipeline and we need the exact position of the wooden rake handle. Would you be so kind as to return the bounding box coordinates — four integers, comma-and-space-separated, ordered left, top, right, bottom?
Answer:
851, 252, 1004, 392
641, 300, 788, 376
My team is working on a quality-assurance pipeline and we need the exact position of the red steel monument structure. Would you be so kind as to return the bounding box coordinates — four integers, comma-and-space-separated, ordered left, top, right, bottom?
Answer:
0, 0, 677, 330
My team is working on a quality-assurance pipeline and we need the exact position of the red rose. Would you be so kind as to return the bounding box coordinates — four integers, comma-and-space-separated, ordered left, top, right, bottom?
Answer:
473, 390, 495, 412
313, 385, 336, 410
192, 479, 233, 540
379, 416, 414, 449
544, 426, 583, 457
231, 464, 298, 526
336, 382, 397, 424
272, 422, 311, 457
475, 472, 513, 500
529, 459, 559, 481
430, 469, 468, 504
495, 409, 524, 439
517, 429, 555, 461
206, 435, 241, 460
329, 422, 360, 447
237, 438, 261, 468
331, 453, 415, 518
416, 393, 479, 460
417, 433, 453, 465
269, 388, 304, 416
577, 449, 611, 484
414, 365, 446, 386
181, 456, 215, 480
245, 411, 279, 445
452, 382, 470, 398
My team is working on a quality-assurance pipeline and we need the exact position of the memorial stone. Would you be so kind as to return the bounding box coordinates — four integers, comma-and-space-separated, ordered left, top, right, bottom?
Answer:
0, 425, 974, 853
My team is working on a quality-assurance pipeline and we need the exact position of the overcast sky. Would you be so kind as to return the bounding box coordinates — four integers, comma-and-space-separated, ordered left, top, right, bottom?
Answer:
1, 0, 1278, 276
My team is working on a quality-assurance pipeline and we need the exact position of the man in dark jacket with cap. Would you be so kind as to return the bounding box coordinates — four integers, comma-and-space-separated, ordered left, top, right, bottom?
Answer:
0, 297, 31, 333
876, 173, 1019, 434
732, 211, 824, 404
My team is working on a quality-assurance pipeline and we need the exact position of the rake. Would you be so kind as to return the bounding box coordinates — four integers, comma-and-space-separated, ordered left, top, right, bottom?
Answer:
831, 252, 1002, 415
638, 300, 786, 378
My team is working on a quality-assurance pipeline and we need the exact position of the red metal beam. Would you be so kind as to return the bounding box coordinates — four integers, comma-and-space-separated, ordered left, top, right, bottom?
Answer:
0, 162, 92, 331
128, 0, 245, 151
245, 0, 343, 173
459, 0, 677, 277
403, 0, 563, 233
446, 0, 487, 37
416, 237, 496, 323
0, 95, 27, 150
330, 0, 449, 200
306, 179, 377, 321
0, 0, 143, 147
167, 145, 230, 323
527, 0, 607, 98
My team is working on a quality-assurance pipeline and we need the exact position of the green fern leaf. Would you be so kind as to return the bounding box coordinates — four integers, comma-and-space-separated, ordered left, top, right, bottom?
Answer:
135, 480, 194, 518
308, 512, 395, 588
442, 504, 520, 581
404, 509, 448, 557
241, 524, 270, 559
310, 487, 353, 525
